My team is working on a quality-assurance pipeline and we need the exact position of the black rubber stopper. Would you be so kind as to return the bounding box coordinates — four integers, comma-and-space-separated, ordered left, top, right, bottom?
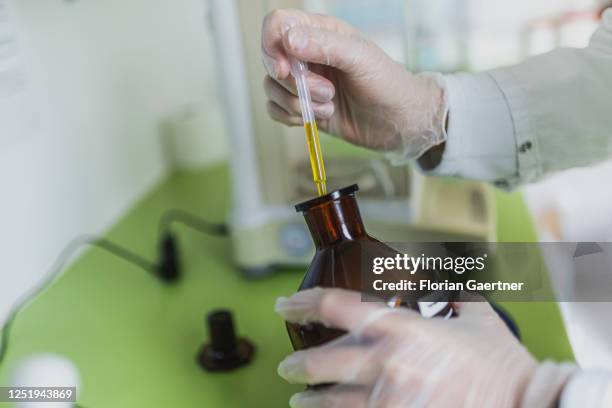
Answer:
158, 233, 180, 283
197, 309, 255, 372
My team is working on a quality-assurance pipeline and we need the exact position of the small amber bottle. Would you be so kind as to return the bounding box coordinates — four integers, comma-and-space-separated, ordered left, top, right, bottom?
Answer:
287, 185, 455, 351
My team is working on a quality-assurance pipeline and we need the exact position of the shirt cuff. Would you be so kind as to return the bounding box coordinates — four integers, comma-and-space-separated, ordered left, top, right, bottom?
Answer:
420, 72, 520, 189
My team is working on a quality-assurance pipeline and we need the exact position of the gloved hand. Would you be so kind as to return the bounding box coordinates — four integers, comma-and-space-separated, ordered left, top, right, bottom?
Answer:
275, 288, 541, 407
261, 9, 448, 160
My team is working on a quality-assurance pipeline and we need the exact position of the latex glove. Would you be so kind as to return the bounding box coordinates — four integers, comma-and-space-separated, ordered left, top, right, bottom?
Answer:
275, 288, 540, 408
261, 9, 447, 160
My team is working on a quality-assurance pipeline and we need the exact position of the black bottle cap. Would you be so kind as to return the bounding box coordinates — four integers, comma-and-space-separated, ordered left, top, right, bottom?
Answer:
197, 309, 255, 372
295, 184, 359, 213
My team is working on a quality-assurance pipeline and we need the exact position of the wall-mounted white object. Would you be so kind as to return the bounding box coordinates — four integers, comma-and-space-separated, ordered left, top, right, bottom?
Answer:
161, 101, 229, 171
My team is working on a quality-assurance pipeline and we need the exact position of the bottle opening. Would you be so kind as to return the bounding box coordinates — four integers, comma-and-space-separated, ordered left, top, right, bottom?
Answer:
295, 184, 359, 213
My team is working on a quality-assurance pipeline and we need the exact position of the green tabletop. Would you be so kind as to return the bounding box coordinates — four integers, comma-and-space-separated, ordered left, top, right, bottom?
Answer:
0, 165, 573, 407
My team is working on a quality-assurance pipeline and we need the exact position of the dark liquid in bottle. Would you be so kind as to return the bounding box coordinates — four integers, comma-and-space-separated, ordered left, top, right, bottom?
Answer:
288, 185, 454, 351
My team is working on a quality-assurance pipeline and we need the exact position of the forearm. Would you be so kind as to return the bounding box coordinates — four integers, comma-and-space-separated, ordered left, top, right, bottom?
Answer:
416, 10, 612, 188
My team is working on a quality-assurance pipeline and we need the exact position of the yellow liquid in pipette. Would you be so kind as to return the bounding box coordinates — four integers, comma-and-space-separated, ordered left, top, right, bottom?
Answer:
304, 121, 327, 196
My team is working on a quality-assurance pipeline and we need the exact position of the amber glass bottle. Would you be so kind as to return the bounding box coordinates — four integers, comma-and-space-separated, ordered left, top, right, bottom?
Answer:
287, 185, 455, 351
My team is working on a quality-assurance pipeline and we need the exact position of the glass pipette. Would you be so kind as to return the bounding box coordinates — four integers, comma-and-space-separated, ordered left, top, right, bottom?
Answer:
289, 56, 328, 196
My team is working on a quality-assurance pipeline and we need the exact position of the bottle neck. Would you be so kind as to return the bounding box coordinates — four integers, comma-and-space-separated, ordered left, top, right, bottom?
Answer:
302, 196, 366, 249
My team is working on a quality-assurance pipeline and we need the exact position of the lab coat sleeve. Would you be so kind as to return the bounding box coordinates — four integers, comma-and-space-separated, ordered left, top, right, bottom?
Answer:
560, 370, 612, 407
424, 71, 519, 189
425, 9, 612, 188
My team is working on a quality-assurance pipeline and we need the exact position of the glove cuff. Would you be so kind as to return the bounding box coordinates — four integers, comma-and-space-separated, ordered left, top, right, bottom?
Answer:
385, 72, 448, 164
520, 361, 578, 408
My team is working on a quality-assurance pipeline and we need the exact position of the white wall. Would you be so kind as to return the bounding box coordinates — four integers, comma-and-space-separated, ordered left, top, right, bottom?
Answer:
0, 0, 217, 321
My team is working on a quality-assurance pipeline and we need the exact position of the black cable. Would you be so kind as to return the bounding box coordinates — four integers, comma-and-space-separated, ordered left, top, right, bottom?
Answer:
158, 208, 229, 237
90, 238, 157, 273
0, 234, 157, 369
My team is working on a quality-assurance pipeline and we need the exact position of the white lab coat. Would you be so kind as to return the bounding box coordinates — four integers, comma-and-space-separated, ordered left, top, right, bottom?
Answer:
424, 9, 612, 408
